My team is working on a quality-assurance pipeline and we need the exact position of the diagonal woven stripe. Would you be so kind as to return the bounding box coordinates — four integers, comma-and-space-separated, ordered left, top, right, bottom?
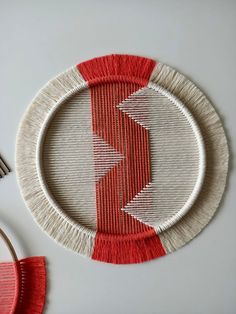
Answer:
117, 96, 150, 129
118, 87, 201, 231
93, 134, 124, 182
121, 182, 154, 225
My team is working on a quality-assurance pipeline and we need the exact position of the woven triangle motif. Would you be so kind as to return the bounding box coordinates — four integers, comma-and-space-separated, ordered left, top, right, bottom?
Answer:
117, 88, 154, 225
117, 89, 150, 129
93, 134, 124, 182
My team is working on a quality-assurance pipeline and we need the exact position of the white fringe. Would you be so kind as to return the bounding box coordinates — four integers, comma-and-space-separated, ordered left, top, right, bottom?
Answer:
150, 63, 229, 252
15, 67, 95, 257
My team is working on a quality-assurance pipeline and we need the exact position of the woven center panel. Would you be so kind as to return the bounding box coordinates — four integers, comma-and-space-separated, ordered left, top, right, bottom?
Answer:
42, 82, 200, 234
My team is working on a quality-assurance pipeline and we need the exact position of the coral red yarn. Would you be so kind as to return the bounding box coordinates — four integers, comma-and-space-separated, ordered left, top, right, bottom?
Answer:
78, 55, 166, 263
0, 257, 46, 314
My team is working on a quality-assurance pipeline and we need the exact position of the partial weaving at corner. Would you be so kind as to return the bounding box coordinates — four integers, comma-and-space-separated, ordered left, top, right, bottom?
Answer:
15, 54, 229, 264
0, 228, 46, 314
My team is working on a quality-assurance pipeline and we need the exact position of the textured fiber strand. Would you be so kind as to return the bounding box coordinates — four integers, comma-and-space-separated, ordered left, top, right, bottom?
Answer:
15, 257, 46, 314
118, 86, 202, 232
43, 89, 97, 230
0, 257, 46, 314
150, 63, 229, 252
90, 81, 153, 235
16, 67, 96, 257
77, 54, 156, 83
0, 262, 18, 314
92, 230, 166, 264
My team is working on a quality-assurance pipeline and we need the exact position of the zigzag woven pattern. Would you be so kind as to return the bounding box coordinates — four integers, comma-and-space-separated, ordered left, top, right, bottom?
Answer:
16, 54, 229, 264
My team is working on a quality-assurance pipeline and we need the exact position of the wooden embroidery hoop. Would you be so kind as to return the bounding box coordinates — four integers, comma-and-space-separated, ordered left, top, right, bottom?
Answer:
0, 228, 18, 262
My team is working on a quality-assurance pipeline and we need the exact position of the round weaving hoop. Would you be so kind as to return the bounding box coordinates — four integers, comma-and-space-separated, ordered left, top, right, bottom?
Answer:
36, 81, 205, 234
16, 54, 229, 264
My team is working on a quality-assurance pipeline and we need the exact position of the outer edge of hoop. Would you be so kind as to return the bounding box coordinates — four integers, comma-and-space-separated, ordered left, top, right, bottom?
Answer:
147, 82, 206, 233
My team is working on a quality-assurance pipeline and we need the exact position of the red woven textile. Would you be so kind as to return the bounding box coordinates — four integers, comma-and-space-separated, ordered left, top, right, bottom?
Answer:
0, 257, 46, 314
78, 55, 166, 263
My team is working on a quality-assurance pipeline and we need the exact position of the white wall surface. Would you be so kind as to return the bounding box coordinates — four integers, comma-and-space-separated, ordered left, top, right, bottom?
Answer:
0, 1, 235, 313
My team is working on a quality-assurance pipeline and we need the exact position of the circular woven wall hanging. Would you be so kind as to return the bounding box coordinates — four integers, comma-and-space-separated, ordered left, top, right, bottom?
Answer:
16, 54, 229, 264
